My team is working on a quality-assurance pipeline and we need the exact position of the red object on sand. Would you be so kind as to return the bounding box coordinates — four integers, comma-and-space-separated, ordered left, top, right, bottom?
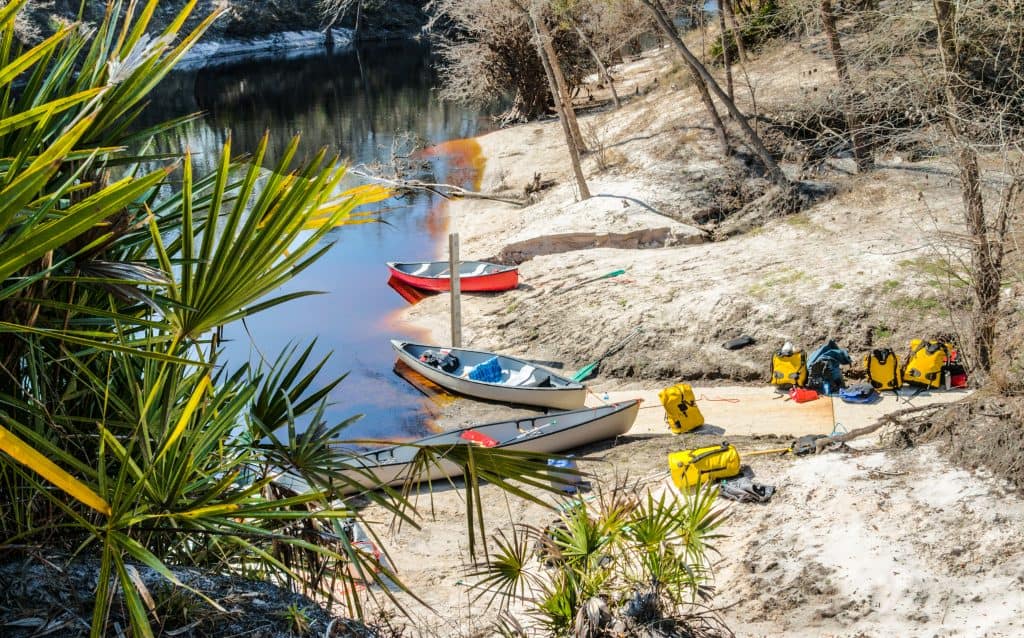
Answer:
387, 260, 518, 292
788, 387, 819, 403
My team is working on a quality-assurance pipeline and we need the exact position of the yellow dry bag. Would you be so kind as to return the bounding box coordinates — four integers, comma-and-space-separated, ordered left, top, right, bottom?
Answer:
903, 339, 951, 388
658, 383, 704, 434
770, 350, 807, 387
668, 443, 741, 490
864, 348, 902, 391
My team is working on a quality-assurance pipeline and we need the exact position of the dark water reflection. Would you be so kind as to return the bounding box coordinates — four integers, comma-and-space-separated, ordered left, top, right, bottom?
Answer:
145, 41, 497, 440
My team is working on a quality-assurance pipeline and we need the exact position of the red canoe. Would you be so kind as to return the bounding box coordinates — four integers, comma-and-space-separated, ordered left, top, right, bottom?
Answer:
386, 261, 519, 292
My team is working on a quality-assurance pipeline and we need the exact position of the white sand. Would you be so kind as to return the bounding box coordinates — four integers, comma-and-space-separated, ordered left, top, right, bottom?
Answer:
373, 41, 1024, 637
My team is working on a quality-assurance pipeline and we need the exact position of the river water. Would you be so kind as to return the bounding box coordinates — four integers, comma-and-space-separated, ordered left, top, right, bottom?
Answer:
146, 41, 497, 441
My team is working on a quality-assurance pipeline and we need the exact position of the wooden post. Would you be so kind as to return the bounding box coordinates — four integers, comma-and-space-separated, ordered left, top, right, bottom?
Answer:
449, 232, 462, 347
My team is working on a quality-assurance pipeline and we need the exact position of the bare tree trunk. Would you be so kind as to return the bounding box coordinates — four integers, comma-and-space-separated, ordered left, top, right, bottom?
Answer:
527, 5, 591, 200
717, 2, 734, 101
650, 0, 731, 157
574, 24, 620, 108
958, 144, 1001, 372
721, 0, 760, 135
641, 0, 789, 187
819, 0, 871, 171
354, 0, 363, 40
535, 11, 587, 153
722, 0, 749, 67
933, 0, 1003, 372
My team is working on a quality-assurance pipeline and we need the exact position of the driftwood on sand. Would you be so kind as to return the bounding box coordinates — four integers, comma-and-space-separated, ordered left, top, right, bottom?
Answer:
353, 171, 528, 206
813, 403, 945, 454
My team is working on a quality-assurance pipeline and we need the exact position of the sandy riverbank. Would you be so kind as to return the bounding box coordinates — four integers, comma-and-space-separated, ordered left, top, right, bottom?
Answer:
373, 42, 1024, 637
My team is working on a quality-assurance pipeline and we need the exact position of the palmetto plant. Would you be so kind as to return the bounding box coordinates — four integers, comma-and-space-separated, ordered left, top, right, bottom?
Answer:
472, 480, 732, 637
0, 1, 568, 636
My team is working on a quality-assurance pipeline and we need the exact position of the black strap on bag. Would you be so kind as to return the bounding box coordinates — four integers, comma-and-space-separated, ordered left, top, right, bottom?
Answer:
903, 340, 949, 386
680, 442, 731, 477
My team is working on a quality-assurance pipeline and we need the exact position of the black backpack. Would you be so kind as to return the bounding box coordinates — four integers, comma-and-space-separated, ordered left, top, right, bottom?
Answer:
419, 350, 460, 372
805, 339, 850, 392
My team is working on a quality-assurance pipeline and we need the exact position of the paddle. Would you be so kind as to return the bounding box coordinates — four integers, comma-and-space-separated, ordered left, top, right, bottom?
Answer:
572, 328, 643, 382
525, 358, 564, 369
556, 268, 626, 295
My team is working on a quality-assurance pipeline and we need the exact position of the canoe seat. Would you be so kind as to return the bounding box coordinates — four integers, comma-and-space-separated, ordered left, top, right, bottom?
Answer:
505, 365, 537, 386
410, 263, 431, 276
467, 263, 489, 276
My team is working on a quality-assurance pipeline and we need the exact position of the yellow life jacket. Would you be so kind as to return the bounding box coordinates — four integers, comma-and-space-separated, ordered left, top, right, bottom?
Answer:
658, 383, 704, 434
903, 339, 951, 388
864, 348, 902, 391
770, 350, 807, 387
669, 443, 741, 491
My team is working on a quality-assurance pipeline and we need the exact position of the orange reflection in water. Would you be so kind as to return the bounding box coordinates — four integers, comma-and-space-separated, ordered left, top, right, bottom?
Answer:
378, 138, 487, 431
421, 137, 487, 191
418, 137, 486, 239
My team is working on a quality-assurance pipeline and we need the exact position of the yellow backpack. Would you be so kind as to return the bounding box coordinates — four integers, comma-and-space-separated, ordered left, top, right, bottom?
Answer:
770, 350, 807, 387
668, 443, 741, 490
864, 348, 902, 391
658, 383, 704, 434
903, 339, 951, 388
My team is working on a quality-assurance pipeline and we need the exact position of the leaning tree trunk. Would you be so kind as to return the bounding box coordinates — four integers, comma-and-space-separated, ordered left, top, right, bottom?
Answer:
650, 0, 731, 157
354, 0, 363, 41
721, 0, 749, 68
528, 5, 591, 200
819, 0, 872, 171
933, 0, 1001, 372
722, 0, 760, 134
717, 2, 734, 101
641, 0, 789, 187
536, 13, 587, 153
575, 24, 620, 108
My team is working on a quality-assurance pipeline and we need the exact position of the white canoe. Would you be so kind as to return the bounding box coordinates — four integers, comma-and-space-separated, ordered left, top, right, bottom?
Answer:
392, 340, 587, 410
306, 400, 639, 495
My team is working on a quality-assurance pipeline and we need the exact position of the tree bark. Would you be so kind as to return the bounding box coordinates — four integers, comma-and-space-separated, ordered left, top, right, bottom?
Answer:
717, 2, 734, 101
721, 0, 749, 67
574, 24, 620, 109
354, 0, 363, 41
641, 0, 789, 187
933, 0, 1001, 372
528, 5, 591, 200
819, 0, 871, 171
650, 0, 731, 157
535, 10, 587, 153
722, 0, 761, 135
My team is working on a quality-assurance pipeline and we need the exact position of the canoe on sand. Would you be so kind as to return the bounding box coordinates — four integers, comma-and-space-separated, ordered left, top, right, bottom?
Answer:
292, 400, 640, 495
386, 260, 518, 292
392, 340, 586, 410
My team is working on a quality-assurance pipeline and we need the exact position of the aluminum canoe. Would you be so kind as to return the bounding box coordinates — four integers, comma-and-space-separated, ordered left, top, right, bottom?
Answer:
392, 339, 587, 410
322, 400, 640, 494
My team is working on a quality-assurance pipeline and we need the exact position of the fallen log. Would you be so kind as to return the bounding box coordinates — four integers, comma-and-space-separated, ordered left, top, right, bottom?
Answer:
353, 171, 528, 206
814, 403, 946, 454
